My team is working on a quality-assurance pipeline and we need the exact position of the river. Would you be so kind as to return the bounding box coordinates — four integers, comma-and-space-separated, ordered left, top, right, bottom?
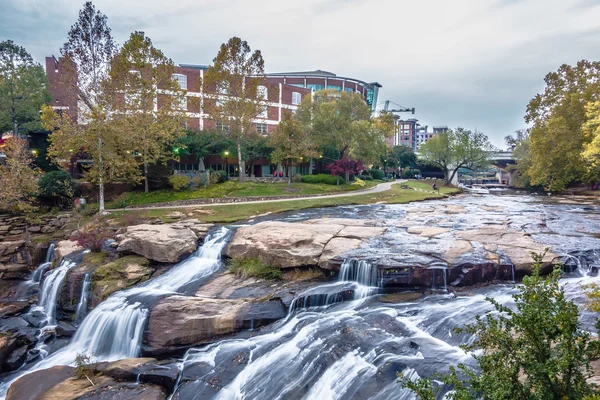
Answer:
1, 192, 600, 399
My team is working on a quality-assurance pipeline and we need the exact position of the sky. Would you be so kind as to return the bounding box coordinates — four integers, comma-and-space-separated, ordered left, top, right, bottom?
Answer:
2, 0, 600, 148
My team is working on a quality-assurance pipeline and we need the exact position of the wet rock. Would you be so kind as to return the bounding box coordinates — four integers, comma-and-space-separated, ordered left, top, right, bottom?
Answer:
226, 220, 385, 269
0, 264, 32, 280
77, 383, 167, 400
56, 321, 77, 338
54, 240, 84, 265
0, 334, 17, 371
0, 301, 30, 318
117, 224, 201, 263
5, 344, 27, 370
406, 226, 450, 238
144, 295, 286, 355
95, 358, 179, 393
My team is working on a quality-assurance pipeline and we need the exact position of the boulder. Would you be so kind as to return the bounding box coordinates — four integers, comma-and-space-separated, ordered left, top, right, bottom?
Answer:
144, 295, 286, 355
95, 358, 180, 393
406, 226, 450, 238
117, 224, 200, 263
54, 240, 84, 265
0, 264, 32, 280
77, 383, 167, 400
226, 220, 385, 269
0, 301, 30, 318
0, 334, 17, 371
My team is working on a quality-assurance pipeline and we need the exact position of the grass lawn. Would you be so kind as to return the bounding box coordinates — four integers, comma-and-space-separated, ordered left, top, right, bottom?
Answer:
104, 183, 446, 224
403, 180, 461, 195
106, 179, 380, 209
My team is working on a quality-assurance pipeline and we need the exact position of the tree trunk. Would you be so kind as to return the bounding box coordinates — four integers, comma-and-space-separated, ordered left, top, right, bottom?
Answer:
345, 170, 350, 183
98, 136, 105, 213
13, 120, 18, 138
237, 139, 244, 182
287, 163, 291, 187
144, 160, 149, 193
446, 168, 458, 186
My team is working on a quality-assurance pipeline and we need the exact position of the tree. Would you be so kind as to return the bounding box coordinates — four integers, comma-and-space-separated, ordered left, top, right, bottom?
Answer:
581, 100, 600, 184
38, 170, 77, 209
242, 133, 273, 177
389, 145, 417, 170
0, 40, 51, 137
52, 1, 119, 212
401, 254, 600, 400
299, 90, 380, 163
0, 136, 40, 213
176, 128, 234, 170
327, 157, 364, 184
504, 128, 530, 151
525, 61, 600, 191
109, 31, 187, 193
269, 112, 316, 186
203, 37, 274, 182
419, 127, 493, 185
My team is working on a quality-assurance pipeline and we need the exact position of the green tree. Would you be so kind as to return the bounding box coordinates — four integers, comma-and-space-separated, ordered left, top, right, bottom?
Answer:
47, 1, 126, 212
109, 31, 187, 193
401, 255, 600, 400
203, 37, 275, 182
0, 136, 40, 213
0, 40, 51, 137
38, 170, 77, 209
299, 90, 384, 165
242, 133, 273, 177
525, 61, 600, 191
269, 112, 317, 186
176, 129, 234, 170
581, 100, 600, 184
419, 127, 493, 185
388, 145, 417, 170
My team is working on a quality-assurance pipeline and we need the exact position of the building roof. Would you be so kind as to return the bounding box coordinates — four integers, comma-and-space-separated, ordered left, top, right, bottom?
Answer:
178, 64, 209, 70
265, 70, 382, 90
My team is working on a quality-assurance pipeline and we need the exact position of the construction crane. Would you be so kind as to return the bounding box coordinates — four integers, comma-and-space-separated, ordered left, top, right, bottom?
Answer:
383, 100, 415, 114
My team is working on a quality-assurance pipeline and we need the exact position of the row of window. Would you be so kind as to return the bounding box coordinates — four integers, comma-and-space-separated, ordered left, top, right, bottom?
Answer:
216, 122, 269, 135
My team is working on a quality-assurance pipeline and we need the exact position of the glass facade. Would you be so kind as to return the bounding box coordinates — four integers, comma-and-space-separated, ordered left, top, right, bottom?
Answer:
289, 83, 304, 88
306, 84, 325, 91
327, 85, 341, 91
344, 87, 355, 93
366, 89, 374, 107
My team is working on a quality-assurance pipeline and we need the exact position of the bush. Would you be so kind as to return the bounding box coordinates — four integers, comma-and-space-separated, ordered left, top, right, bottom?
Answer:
301, 174, 345, 185
72, 222, 113, 252
292, 173, 303, 183
147, 163, 172, 190
361, 175, 373, 181
369, 169, 385, 180
38, 171, 77, 209
229, 257, 283, 280
209, 170, 228, 184
169, 174, 190, 191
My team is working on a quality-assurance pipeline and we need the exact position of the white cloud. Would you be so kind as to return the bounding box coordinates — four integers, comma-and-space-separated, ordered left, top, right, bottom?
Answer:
2, 0, 600, 146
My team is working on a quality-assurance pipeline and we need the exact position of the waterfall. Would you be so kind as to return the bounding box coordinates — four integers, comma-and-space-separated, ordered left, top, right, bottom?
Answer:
290, 259, 379, 312
75, 273, 91, 325
29, 243, 56, 284
35, 259, 77, 326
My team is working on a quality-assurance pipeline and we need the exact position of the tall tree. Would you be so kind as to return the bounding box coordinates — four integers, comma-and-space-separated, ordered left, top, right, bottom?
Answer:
109, 31, 187, 193
525, 60, 600, 191
0, 40, 51, 137
242, 133, 273, 177
0, 136, 40, 213
176, 128, 234, 171
389, 145, 417, 170
504, 128, 530, 151
581, 100, 600, 184
55, 1, 118, 212
203, 37, 274, 182
269, 112, 316, 186
419, 127, 493, 185
298, 89, 373, 161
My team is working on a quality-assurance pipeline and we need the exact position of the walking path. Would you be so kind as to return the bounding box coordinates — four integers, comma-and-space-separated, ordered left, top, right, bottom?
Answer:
106, 180, 406, 212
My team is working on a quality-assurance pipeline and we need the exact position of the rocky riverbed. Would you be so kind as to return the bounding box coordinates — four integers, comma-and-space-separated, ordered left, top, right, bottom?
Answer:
1, 192, 600, 399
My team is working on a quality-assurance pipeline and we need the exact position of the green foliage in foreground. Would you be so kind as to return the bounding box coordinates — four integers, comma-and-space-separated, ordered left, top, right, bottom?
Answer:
228, 257, 283, 280
401, 254, 600, 400
301, 173, 345, 185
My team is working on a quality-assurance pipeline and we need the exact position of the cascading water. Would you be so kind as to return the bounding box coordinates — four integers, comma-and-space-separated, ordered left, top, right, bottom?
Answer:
0, 226, 231, 399
74, 273, 91, 325
289, 259, 379, 311
28, 243, 56, 285
34, 259, 77, 326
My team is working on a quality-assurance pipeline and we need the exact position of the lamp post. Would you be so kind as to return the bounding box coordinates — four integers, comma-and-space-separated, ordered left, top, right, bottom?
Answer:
224, 150, 229, 177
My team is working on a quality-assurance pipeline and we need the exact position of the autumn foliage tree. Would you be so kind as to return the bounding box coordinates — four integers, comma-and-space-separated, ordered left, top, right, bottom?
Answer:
203, 37, 275, 182
109, 31, 187, 193
327, 157, 364, 183
0, 136, 40, 213
269, 112, 317, 186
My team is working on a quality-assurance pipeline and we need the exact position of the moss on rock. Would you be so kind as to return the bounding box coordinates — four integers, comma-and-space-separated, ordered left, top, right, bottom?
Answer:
91, 255, 153, 306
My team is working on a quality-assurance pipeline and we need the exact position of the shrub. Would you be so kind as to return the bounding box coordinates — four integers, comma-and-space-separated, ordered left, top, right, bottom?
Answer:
74, 353, 93, 380
72, 222, 113, 252
209, 170, 228, 184
361, 175, 373, 181
302, 174, 345, 185
369, 169, 385, 180
147, 163, 172, 190
38, 171, 77, 209
292, 173, 303, 183
229, 257, 283, 280
169, 174, 190, 191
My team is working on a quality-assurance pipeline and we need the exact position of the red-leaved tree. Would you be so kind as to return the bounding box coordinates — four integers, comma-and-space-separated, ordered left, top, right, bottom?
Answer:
327, 157, 364, 184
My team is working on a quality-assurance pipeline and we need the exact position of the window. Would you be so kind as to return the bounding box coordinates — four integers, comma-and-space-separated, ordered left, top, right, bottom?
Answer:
306, 84, 325, 92
259, 106, 268, 118
177, 96, 187, 111
344, 87, 354, 94
216, 122, 229, 133
292, 92, 301, 105
327, 85, 341, 92
217, 82, 229, 95
256, 123, 268, 135
257, 85, 268, 100
172, 73, 187, 90
289, 83, 304, 88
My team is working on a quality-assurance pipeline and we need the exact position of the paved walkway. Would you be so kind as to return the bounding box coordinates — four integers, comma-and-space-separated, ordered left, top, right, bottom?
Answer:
107, 180, 405, 212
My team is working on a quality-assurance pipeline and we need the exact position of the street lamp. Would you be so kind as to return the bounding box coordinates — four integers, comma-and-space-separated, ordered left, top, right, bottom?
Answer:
224, 150, 229, 176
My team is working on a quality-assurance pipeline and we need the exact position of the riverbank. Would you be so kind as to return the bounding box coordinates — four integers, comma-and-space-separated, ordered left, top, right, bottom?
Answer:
103, 182, 459, 224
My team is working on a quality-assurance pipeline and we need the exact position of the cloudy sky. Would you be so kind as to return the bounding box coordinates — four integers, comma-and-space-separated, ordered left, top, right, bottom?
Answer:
2, 0, 600, 147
